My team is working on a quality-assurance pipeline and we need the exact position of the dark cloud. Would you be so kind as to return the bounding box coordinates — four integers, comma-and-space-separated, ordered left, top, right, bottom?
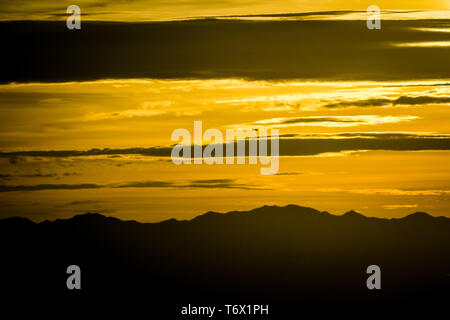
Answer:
114, 179, 264, 190
0, 172, 58, 180
324, 95, 450, 108
277, 137, 450, 156
63, 172, 80, 176
182, 179, 264, 190
0, 179, 262, 192
324, 99, 392, 108
225, 10, 362, 18
1, 133, 450, 160
393, 95, 450, 105
57, 199, 105, 207
384, 83, 450, 88
319, 133, 450, 139
0, 183, 102, 192
274, 117, 362, 124
112, 181, 175, 189
221, 10, 425, 19
1, 19, 449, 83
275, 172, 303, 176
8, 156, 27, 165
189, 179, 235, 184
65, 200, 103, 206
0, 147, 172, 159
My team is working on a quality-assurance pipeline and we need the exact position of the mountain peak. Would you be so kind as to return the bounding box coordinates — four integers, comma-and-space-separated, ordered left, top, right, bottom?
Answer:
63, 212, 121, 224
404, 212, 433, 220
0, 216, 34, 227
190, 204, 323, 223
343, 210, 365, 218
71, 212, 107, 220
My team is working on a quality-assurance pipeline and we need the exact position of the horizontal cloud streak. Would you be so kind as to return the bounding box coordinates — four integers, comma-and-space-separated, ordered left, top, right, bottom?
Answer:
0, 173, 58, 179
0, 179, 264, 193
321, 188, 450, 196
1, 133, 450, 159
394, 95, 450, 105
0, 183, 102, 192
384, 204, 418, 209
235, 115, 417, 128
324, 95, 450, 108
2, 19, 449, 83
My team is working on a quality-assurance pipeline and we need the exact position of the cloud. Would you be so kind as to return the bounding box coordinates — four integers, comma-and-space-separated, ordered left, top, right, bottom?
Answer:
111, 181, 175, 189
300, 132, 450, 139
323, 98, 392, 108
222, 10, 361, 19
181, 179, 266, 190
393, 95, 450, 105
59, 200, 105, 207
0, 3, 445, 22
63, 172, 80, 176
233, 115, 418, 128
2, 18, 449, 83
0, 147, 173, 159
0, 179, 263, 193
1, 133, 450, 160
383, 204, 418, 209
393, 41, 450, 47
274, 172, 303, 176
0, 183, 102, 192
324, 95, 450, 108
221, 10, 446, 21
278, 135, 450, 156
83, 101, 173, 121
353, 189, 450, 196
320, 188, 450, 196
0, 172, 58, 180
115, 179, 267, 190
189, 179, 235, 184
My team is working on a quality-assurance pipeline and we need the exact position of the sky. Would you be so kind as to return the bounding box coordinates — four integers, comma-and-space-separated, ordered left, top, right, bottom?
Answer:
0, 2, 449, 221
0, 0, 449, 21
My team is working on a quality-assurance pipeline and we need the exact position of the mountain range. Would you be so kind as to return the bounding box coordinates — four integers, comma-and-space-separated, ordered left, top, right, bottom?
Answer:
1, 205, 449, 315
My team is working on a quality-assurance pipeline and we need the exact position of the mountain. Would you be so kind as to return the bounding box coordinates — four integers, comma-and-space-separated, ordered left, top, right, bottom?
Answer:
1, 205, 449, 315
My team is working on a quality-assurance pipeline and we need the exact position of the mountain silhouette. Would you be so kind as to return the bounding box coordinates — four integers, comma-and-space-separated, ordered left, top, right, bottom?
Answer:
1, 205, 449, 316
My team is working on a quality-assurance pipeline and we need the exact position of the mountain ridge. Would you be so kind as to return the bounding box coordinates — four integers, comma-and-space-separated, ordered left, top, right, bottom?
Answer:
1, 204, 448, 225
1, 203, 449, 307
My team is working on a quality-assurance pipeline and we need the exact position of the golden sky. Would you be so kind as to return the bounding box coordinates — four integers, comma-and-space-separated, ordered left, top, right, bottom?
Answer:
0, 2, 449, 221
1, 79, 449, 221
0, 0, 449, 21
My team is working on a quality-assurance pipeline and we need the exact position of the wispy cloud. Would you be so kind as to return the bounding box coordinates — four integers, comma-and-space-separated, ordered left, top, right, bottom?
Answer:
0, 179, 265, 193
274, 172, 303, 176
320, 188, 450, 196
383, 204, 418, 209
353, 189, 450, 196
232, 115, 418, 128
59, 200, 105, 207
324, 95, 450, 108
1, 132, 450, 160
393, 41, 450, 47
0, 173, 58, 180
0, 183, 102, 192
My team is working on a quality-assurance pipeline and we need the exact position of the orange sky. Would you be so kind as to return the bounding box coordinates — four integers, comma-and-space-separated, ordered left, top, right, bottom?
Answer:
0, 0, 449, 21
1, 79, 449, 221
0, 3, 449, 221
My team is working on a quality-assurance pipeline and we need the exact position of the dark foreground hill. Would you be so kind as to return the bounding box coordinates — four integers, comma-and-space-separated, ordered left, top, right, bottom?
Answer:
1, 205, 449, 316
